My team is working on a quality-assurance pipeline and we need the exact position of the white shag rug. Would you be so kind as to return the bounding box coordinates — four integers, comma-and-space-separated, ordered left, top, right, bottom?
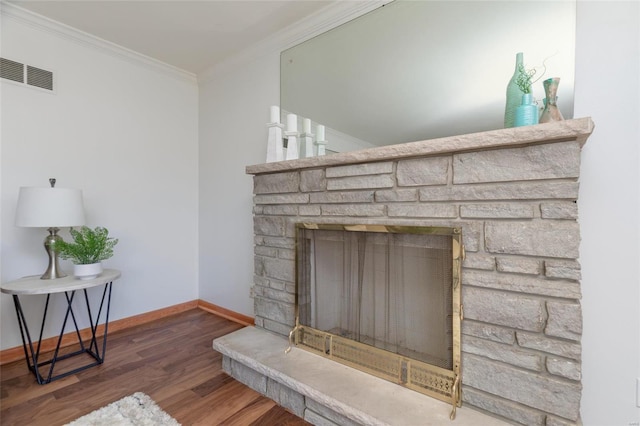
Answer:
65, 392, 181, 426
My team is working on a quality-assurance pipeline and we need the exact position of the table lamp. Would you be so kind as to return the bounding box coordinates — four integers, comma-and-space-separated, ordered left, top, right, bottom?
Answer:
15, 178, 85, 279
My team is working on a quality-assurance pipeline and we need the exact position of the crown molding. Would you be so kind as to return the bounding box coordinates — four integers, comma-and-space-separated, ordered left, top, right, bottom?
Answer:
198, 0, 391, 84
1, 2, 197, 85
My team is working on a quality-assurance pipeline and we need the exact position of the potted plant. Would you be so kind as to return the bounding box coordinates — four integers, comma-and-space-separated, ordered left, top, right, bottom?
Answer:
53, 226, 118, 279
513, 63, 542, 126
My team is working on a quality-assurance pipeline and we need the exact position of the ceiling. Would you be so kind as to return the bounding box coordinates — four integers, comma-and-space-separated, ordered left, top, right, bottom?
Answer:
7, 0, 333, 75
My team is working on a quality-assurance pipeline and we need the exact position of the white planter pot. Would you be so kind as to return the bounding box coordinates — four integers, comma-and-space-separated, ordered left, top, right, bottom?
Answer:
74, 263, 103, 280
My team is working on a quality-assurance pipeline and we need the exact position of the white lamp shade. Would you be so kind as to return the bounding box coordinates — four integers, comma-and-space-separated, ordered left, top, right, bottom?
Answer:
15, 186, 86, 228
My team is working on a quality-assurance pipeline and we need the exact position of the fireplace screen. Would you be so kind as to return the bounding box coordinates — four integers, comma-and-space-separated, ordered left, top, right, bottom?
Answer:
292, 224, 463, 417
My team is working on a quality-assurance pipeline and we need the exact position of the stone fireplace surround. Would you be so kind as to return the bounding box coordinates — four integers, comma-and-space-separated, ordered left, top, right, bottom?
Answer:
213, 118, 594, 425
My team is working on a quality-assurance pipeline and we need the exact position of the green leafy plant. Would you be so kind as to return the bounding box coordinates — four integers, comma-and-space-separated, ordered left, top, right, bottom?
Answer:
515, 63, 538, 94
53, 226, 118, 265
515, 57, 549, 94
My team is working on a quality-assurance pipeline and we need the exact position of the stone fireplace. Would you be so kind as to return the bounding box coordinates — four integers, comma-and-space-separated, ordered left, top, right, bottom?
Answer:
213, 117, 594, 425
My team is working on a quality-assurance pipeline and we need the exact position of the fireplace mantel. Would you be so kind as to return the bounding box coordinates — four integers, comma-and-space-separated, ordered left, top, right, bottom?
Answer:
247, 118, 594, 175
216, 118, 595, 425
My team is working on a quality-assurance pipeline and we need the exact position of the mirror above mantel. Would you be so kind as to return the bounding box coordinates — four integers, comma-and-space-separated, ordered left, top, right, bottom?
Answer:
281, 0, 576, 154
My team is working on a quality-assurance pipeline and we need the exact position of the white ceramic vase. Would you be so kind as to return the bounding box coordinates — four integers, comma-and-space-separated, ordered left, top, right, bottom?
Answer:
74, 262, 103, 280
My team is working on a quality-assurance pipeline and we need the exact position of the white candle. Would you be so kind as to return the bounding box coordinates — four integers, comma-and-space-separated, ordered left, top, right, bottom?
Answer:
303, 118, 311, 133
287, 114, 297, 132
316, 125, 325, 141
270, 106, 280, 124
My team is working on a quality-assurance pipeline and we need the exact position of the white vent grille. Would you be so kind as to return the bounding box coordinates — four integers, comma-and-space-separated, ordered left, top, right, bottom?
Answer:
1, 58, 54, 91
0, 58, 24, 83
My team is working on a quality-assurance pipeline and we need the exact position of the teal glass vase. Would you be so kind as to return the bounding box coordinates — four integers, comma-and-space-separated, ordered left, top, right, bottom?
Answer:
504, 52, 525, 128
514, 93, 538, 127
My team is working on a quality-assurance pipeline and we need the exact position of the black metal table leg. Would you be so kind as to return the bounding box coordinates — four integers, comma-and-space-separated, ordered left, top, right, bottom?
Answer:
12, 281, 114, 384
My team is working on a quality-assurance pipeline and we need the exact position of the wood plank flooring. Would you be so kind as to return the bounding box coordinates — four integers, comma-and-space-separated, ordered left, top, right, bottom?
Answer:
0, 309, 310, 426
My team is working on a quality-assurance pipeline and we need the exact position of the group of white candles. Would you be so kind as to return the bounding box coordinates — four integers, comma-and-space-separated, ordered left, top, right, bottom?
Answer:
270, 105, 325, 140
266, 105, 327, 162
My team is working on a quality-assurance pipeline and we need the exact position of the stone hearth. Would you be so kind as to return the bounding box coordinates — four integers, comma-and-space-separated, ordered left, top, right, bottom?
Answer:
214, 118, 594, 425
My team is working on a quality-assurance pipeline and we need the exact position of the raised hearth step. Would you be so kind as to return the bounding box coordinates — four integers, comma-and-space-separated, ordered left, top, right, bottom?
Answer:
213, 326, 510, 426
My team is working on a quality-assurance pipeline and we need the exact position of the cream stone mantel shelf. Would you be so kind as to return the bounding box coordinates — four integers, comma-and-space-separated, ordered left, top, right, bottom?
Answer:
247, 117, 594, 175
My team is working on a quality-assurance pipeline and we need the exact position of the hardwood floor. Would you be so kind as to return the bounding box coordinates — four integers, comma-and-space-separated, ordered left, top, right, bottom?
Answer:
0, 309, 310, 426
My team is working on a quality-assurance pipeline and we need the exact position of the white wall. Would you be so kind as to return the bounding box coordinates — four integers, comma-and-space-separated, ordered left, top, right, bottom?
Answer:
198, 1, 640, 424
198, 53, 279, 316
574, 2, 640, 424
0, 9, 199, 349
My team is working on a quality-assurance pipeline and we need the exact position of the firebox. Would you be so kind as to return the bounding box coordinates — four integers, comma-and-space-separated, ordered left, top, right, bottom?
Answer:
290, 223, 464, 418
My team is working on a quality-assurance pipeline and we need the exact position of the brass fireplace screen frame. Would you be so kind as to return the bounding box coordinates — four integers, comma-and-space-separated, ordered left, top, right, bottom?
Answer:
290, 223, 463, 420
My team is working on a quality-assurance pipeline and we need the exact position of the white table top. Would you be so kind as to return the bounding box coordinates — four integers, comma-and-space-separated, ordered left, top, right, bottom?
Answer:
1, 269, 121, 295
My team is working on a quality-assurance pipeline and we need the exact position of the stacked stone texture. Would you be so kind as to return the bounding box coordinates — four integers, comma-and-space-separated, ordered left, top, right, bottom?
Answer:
252, 140, 583, 425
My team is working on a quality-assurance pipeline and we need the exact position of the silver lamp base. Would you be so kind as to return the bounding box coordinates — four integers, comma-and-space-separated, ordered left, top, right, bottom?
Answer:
41, 227, 66, 279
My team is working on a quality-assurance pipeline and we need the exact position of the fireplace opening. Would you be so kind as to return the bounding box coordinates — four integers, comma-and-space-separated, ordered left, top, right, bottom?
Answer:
292, 223, 463, 416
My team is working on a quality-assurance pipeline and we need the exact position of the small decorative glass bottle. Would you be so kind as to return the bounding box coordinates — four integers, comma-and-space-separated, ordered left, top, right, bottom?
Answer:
539, 77, 564, 123
504, 52, 525, 128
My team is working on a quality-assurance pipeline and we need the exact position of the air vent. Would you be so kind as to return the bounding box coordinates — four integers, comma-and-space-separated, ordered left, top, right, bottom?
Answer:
1, 57, 54, 91
27, 65, 53, 90
0, 58, 24, 83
